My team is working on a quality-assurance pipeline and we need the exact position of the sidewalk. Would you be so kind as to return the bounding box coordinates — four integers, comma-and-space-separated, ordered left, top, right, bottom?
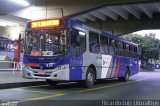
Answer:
140, 68, 155, 72
0, 71, 46, 89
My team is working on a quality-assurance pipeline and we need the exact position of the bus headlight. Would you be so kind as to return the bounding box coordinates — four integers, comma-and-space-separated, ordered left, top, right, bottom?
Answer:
23, 64, 27, 68
57, 64, 69, 70
23, 65, 31, 70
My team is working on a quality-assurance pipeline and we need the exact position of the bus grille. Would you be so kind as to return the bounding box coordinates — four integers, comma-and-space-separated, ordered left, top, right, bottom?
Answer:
31, 67, 55, 69
34, 74, 50, 77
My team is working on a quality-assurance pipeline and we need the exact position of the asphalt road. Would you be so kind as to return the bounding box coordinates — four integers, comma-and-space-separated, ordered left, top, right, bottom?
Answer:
1, 70, 160, 106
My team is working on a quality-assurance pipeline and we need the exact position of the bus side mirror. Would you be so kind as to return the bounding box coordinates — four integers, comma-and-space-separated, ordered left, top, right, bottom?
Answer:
19, 33, 22, 41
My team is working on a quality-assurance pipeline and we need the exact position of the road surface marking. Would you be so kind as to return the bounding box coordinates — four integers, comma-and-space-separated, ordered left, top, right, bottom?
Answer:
28, 93, 65, 100
79, 78, 147, 92
13, 89, 50, 95
30, 90, 49, 94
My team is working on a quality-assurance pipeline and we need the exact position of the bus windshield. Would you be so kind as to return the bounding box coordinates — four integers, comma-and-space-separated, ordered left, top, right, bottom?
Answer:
24, 29, 68, 56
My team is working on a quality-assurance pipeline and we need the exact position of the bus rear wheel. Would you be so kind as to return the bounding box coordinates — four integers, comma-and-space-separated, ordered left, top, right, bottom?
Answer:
85, 67, 95, 88
118, 68, 130, 82
46, 79, 58, 86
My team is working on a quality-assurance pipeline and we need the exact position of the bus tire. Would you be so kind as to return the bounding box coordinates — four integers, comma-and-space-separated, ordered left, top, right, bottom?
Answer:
118, 68, 130, 82
85, 67, 95, 88
46, 79, 58, 86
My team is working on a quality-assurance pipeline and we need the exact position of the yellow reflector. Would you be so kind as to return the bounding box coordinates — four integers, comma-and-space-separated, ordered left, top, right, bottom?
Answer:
31, 19, 60, 28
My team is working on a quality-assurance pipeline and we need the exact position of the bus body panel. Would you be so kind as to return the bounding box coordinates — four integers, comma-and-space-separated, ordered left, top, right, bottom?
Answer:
69, 54, 83, 81
22, 54, 71, 81
69, 23, 88, 81
71, 19, 139, 80
82, 52, 103, 80
83, 53, 139, 80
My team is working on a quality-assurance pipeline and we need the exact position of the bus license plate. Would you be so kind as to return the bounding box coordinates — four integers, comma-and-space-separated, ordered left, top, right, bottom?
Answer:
38, 71, 46, 75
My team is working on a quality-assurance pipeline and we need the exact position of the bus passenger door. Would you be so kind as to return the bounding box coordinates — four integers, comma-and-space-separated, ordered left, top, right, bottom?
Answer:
70, 28, 86, 80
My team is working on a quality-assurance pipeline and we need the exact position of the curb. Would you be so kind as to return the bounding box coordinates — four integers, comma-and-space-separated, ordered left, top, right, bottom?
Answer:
0, 81, 47, 89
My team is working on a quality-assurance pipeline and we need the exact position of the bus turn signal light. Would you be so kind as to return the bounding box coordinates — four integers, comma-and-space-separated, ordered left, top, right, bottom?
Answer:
30, 19, 60, 28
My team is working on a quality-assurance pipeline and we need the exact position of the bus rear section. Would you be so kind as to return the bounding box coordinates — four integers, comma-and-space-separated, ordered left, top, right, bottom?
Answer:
81, 30, 139, 87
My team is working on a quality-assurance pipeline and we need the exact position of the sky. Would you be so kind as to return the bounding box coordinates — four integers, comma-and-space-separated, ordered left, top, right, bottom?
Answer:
134, 30, 160, 39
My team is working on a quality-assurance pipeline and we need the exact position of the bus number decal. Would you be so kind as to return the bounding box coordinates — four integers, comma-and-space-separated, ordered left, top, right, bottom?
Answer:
46, 63, 54, 68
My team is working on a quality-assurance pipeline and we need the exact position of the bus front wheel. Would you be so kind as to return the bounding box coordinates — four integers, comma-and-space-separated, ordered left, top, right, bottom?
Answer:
46, 79, 58, 86
85, 67, 95, 88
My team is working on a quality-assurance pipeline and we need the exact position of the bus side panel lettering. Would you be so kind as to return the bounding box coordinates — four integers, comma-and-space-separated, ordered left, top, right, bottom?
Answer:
101, 55, 112, 79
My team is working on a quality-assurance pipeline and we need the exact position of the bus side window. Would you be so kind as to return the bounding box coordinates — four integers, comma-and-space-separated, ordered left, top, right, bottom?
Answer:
100, 35, 109, 55
123, 43, 126, 50
134, 46, 138, 58
108, 38, 115, 55
72, 29, 86, 48
117, 42, 123, 56
134, 46, 137, 53
125, 44, 130, 57
71, 28, 86, 56
118, 42, 123, 49
129, 45, 131, 51
89, 31, 100, 54
126, 44, 129, 51
111, 39, 115, 47
129, 45, 134, 57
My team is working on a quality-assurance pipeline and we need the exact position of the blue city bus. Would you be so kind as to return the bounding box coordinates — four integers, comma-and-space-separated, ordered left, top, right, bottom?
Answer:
22, 18, 139, 87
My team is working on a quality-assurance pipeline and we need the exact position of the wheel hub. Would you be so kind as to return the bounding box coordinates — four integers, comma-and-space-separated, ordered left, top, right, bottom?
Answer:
87, 72, 94, 83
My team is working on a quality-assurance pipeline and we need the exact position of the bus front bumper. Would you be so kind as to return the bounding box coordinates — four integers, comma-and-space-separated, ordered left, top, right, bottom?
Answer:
22, 64, 70, 81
